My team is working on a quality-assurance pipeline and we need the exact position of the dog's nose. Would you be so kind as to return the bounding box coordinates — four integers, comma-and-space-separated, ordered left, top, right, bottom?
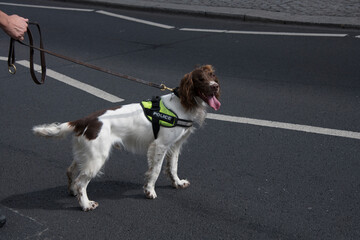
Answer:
211, 83, 219, 92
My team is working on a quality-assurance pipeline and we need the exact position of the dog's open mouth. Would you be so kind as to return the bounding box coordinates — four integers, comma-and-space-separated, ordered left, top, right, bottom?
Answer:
199, 92, 221, 111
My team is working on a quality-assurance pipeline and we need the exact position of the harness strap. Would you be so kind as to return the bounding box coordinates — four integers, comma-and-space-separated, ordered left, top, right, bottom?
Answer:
151, 96, 161, 139
176, 118, 193, 128
141, 96, 193, 139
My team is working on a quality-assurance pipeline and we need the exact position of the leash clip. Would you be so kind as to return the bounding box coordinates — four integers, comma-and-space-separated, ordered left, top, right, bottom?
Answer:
8, 64, 16, 74
160, 84, 174, 92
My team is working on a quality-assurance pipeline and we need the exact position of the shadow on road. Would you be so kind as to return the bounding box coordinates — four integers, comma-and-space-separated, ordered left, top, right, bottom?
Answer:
1, 180, 143, 211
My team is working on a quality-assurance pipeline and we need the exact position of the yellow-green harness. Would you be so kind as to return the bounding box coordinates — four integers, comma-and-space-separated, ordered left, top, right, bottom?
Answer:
141, 96, 193, 139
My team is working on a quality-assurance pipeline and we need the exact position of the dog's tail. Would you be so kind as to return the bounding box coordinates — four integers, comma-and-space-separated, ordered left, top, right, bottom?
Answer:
32, 122, 74, 138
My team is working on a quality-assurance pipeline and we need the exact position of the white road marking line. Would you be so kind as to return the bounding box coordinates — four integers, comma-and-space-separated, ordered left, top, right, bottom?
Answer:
96, 10, 175, 29
43, 67, 124, 103
180, 28, 348, 37
4, 206, 44, 226
180, 28, 227, 33
0, 2, 94, 11
207, 113, 360, 140
10, 59, 123, 103
227, 30, 347, 37
355, 35, 360, 38
1, 2, 353, 38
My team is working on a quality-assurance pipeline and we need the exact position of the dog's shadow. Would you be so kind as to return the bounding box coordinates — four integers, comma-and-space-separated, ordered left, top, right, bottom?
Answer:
1, 180, 147, 211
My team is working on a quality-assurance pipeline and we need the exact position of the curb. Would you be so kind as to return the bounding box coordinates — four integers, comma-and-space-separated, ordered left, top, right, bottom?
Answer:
59, 0, 360, 29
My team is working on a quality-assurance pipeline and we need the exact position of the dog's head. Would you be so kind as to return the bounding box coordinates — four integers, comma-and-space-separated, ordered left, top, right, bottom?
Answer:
178, 65, 221, 111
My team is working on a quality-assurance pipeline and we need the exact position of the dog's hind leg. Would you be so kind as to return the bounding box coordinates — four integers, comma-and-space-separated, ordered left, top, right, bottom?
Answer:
73, 138, 111, 211
74, 173, 97, 211
67, 161, 79, 196
144, 142, 168, 199
74, 156, 105, 211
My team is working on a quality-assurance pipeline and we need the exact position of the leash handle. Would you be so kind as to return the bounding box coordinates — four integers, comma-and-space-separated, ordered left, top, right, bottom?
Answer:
27, 22, 46, 84
8, 22, 47, 84
7, 37, 16, 74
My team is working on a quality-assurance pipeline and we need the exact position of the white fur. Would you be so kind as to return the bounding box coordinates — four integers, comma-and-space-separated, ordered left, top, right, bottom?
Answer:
33, 93, 207, 211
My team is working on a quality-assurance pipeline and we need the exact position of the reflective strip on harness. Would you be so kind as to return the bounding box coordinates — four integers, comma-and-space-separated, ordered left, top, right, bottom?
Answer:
141, 99, 177, 127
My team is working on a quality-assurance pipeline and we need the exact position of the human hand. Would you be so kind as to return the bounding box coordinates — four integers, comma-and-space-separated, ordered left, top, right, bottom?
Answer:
4, 14, 28, 40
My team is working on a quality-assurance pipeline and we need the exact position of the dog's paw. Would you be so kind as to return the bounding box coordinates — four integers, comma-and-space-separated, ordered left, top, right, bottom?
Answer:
144, 188, 157, 199
173, 179, 190, 189
82, 201, 99, 212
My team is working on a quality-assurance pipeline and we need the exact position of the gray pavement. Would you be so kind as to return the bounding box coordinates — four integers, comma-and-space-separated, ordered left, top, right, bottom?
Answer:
64, 0, 360, 28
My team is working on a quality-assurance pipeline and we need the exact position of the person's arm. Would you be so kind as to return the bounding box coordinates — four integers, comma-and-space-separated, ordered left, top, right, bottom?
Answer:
0, 10, 28, 40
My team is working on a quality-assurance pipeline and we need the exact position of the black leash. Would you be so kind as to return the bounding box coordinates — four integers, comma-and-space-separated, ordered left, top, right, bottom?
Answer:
8, 22, 46, 84
8, 22, 174, 91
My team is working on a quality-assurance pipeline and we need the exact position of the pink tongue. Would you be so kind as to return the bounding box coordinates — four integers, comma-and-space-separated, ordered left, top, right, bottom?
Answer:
207, 95, 221, 110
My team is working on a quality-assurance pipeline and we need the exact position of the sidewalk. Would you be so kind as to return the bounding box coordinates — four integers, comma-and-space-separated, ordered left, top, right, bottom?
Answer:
67, 0, 360, 29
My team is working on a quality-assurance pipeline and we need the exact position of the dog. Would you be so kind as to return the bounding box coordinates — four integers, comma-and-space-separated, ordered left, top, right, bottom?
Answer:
32, 65, 221, 211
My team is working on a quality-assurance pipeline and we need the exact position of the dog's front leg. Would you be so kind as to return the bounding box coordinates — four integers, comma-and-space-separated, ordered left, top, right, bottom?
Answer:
144, 142, 168, 199
166, 148, 190, 189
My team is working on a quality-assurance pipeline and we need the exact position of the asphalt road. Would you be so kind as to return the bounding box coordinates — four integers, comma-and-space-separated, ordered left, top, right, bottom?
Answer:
1, 1, 360, 239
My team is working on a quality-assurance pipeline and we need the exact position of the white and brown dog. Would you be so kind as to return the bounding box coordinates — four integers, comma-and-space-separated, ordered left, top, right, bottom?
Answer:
33, 65, 221, 211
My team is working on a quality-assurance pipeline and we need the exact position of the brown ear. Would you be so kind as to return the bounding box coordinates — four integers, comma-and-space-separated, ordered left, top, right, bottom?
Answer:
179, 73, 196, 110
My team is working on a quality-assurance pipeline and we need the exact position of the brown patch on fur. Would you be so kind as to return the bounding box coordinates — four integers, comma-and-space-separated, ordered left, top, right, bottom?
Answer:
178, 65, 220, 111
69, 109, 106, 140
69, 106, 122, 140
